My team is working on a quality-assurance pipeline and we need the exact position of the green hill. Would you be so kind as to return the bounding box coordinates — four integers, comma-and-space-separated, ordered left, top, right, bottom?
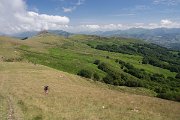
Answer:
0, 33, 180, 119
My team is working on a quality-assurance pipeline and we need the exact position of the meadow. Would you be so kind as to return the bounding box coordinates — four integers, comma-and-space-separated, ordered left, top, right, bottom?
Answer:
0, 62, 180, 120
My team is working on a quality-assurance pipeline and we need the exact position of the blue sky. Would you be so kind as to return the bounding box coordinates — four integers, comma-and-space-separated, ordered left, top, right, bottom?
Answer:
0, 0, 180, 34
26, 0, 180, 25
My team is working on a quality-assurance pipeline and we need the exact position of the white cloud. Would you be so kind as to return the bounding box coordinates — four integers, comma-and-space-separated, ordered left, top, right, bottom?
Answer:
0, 0, 70, 34
160, 19, 180, 28
68, 20, 180, 32
148, 23, 159, 28
85, 25, 100, 29
75, 25, 100, 31
62, 6, 78, 13
62, 0, 85, 13
160, 19, 173, 26
69, 24, 125, 32
62, 7, 74, 13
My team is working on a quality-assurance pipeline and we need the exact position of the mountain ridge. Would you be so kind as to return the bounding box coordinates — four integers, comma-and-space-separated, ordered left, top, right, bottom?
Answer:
78, 28, 180, 50
6, 28, 180, 50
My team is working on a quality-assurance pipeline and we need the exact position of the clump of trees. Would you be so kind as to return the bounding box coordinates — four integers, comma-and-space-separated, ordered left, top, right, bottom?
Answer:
95, 43, 180, 72
77, 69, 100, 81
142, 57, 180, 72
117, 60, 150, 80
97, 61, 144, 87
96, 44, 137, 55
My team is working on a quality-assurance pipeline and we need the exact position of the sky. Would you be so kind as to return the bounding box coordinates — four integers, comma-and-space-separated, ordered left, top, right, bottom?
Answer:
0, 0, 180, 34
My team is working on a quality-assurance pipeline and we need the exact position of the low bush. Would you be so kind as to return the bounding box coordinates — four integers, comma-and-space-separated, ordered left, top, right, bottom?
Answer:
94, 60, 100, 65
175, 73, 180, 79
93, 73, 100, 81
77, 69, 92, 79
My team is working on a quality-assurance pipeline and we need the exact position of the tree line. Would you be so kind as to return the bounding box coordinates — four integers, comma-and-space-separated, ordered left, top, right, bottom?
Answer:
95, 43, 180, 72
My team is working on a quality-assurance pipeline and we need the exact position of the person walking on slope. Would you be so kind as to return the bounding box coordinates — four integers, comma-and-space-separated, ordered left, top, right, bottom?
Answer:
44, 85, 49, 95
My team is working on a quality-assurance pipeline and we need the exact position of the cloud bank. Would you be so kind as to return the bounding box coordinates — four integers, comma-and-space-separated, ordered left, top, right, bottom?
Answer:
67, 19, 180, 32
0, 0, 70, 34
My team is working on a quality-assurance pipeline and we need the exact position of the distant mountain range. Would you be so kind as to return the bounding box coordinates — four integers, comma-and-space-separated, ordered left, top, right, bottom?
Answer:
3, 28, 180, 50
82, 28, 180, 50
10, 30, 73, 38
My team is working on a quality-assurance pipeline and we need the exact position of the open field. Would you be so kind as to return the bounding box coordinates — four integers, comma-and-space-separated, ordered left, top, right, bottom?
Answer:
0, 62, 180, 120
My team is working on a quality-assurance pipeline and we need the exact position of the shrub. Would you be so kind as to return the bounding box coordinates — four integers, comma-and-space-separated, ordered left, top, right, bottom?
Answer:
103, 75, 114, 84
142, 57, 149, 64
98, 63, 109, 72
106, 56, 110, 59
118, 80, 125, 86
157, 92, 180, 101
124, 80, 143, 87
93, 73, 100, 81
175, 73, 180, 79
21, 37, 28, 40
77, 69, 92, 78
94, 60, 100, 65
113, 80, 119, 86
115, 59, 119, 63
125, 63, 134, 69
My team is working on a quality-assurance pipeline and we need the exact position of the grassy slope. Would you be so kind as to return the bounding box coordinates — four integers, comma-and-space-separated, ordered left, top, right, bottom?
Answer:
68, 35, 177, 77
17, 34, 176, 78
0, 36, 22, 60
0, 35, 180, 119
1, 34, 176, 78
0, 62, 180, 120
77, 35, 177, 77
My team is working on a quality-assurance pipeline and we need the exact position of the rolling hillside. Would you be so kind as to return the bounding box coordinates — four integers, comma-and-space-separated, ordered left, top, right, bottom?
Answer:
0, 62, 180, 120
1, 33, 180, 101
0, 33, 180, 119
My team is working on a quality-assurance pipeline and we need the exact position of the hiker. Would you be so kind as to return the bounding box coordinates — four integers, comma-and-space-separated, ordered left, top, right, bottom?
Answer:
44, 85, 49, 95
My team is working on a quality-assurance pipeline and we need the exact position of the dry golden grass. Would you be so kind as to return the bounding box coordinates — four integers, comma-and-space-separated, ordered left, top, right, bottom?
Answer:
0, 62, 180, 120
0, 34, 67, 61
0, 36, 23, 60
21, 34, 68, 53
